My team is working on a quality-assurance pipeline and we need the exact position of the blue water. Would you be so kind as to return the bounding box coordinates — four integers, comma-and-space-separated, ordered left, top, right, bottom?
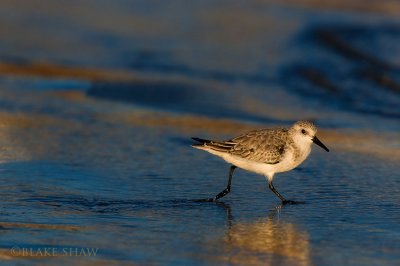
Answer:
0, 1, 399, 265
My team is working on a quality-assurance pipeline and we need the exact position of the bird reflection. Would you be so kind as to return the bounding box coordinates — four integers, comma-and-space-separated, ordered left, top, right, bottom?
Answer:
216, 203, 310, 266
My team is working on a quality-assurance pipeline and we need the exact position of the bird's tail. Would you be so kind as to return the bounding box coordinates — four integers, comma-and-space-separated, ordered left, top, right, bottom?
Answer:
191, 137, 235, 152
191, 137, 212, 148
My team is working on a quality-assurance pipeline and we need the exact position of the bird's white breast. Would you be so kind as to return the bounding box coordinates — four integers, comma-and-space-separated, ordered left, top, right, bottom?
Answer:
278, 143, 312, 173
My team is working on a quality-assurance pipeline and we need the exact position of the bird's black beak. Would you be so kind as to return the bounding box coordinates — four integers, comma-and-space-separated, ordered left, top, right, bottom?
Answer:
312, 136, 329, 152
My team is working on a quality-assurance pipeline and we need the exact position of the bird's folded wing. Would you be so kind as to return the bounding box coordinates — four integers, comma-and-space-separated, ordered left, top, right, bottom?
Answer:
228, 129, 288, 164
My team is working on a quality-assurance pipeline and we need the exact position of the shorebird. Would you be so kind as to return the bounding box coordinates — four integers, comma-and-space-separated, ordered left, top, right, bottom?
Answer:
192, 120, 329, 204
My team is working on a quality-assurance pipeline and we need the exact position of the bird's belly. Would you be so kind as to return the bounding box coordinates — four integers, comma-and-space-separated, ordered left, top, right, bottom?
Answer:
273, 155, 301, 173
220, 146, 311, 176
221, 154, 276, 175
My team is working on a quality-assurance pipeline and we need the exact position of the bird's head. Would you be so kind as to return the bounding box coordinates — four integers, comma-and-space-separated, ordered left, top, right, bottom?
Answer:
290, 120, 329, 152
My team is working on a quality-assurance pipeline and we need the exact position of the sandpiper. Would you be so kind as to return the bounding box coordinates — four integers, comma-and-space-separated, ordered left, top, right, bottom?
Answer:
192, 120, 329, 204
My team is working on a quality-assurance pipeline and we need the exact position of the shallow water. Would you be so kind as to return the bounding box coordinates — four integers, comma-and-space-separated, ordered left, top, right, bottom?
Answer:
0, 1, 399, 265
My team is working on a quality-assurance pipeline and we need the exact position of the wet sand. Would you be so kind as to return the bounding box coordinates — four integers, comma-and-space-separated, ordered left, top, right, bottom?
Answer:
0, 1, 399, 265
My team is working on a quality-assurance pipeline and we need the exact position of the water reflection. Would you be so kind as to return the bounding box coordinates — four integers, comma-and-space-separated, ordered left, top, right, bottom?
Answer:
220, 205, 310, 266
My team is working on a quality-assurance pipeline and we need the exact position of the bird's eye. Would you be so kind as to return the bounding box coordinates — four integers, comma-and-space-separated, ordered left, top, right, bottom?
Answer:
301, 129, 306, 135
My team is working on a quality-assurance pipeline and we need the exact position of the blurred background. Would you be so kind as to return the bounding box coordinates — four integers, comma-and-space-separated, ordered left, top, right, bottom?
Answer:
0, 1, 399, 265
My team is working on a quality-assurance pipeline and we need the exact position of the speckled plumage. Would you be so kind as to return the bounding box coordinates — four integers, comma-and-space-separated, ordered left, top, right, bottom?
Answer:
192, 120, 329, 203
229, 128, 290, 164
193, 121, 328, 181
191, 120, 330, 203
197, 128, 290, 164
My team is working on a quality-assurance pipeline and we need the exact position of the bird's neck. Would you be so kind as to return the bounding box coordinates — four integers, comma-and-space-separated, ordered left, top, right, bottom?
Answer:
292, 137, 312, 162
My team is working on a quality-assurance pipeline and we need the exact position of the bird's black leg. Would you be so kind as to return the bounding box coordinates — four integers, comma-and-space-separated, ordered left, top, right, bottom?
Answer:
213, 165, 237, 201
268, 180, 287, 203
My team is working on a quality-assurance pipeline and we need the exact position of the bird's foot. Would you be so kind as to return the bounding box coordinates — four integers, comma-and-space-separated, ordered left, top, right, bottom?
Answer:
194, 188, 230, 203
282, 200, 305, 205
193, 197, 216, 202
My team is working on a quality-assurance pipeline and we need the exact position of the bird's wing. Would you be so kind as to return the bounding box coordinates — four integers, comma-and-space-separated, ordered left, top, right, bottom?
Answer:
228, 128, 288, 164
